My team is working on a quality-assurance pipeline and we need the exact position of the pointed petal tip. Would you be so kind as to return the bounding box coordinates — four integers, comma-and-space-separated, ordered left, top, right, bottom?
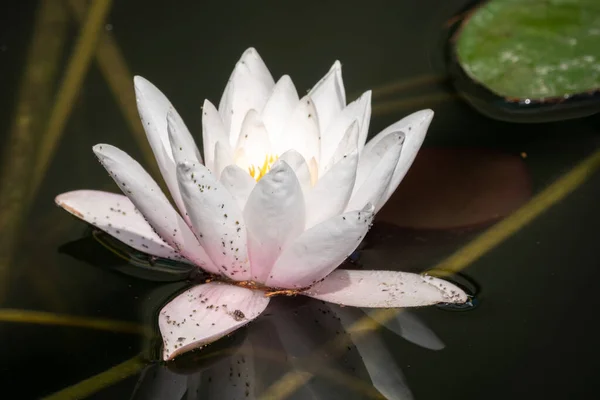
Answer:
423, 275, 468, 304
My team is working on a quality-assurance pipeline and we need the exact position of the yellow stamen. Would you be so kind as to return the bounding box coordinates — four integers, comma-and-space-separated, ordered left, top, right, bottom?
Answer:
248, 153, 278, 181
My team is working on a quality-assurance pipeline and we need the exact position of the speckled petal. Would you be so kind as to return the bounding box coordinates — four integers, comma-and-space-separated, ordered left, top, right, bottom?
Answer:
177, 161, 251, 281
303, 270, 468, 307
262, 75, 299, 151
93, 144, 218, 273
320, 91, 371, 173
322, 120, 359, 174
134, 76, 194, 216
219, 164, 256, 211
305, 152, 358, 229
277, 96, 321, 166
201, 99, 228, 172
244, 160, 305, 283
55, 190, 184, 262
266, 205, 374, 289
218, 48, 275, 146
159, 282, 269, 361
346, 132, 403, 212
308, 61, 346, 133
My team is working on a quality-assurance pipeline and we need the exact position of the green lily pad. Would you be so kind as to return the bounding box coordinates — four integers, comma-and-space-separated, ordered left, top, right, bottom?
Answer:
455, 0, 600, 101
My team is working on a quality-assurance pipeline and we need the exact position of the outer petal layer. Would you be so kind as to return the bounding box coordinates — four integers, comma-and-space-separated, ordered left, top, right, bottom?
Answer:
303, 270, 468, 307
55, 190, 183, 261
159, 282, 269, 360
93, 144, 218, 273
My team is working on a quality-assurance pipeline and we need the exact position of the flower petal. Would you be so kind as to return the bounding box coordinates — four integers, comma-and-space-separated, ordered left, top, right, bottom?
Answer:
234, 109, 272, 168
303, 270, 468, 307
266, 205, 374, 289
218, 48, 275, 146
219, 164, 256, 211
262, 75, 299, 150
177, 161, 251, 280
158, 282, 269, 360
167, 109, 202, 165
133, 76, 193, 216
278, 149, 312, 195
201, 99, 228, 172
277, 96, 321, 166
320, 91, 371, 174
244, 160, 305, 282
322, 120, 359, 174
346, 132, 403, 212
55, 190, 184, 261
309, 61, 346, 133
93, 144, 218, 273
377, 109, 434, 208
213, 140, 234, 180
305, 152, 358, 229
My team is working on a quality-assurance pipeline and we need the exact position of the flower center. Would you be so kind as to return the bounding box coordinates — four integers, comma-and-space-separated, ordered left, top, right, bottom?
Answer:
247, 153, 278, 181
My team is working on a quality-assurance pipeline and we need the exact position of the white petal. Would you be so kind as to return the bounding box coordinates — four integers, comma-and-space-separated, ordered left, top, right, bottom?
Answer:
158, 282, 269, 360
266, 206, 374, 289
362, 308, 445, 350
167, 110, 202, 165
278, 149, 312, 195
262, 75, 299, 150
134, 76, 191, 216
234, 109, 272, 168
243, 160, 305, 282
219, 164, 256, 211
323, 120, 359, 174
55, 190, 184, 262
308, 60, 346, 133
93, 144, 218, 273
277, 96, 321, 166
201, 99, 228, 172
320, 91, 371, 173
346, 132, 403, 212
213, 140, 234, 180
218, 48, 275, 146
305, 152, 358, 229
377, 109, 434, 208
304, 270, 468, 307
177, 161, 251, 280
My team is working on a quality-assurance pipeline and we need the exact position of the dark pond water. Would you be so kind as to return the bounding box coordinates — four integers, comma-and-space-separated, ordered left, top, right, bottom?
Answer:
1, 0, 599, 399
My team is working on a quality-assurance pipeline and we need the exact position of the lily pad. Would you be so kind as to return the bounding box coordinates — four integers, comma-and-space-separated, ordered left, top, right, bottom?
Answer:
450, 0, 600, 122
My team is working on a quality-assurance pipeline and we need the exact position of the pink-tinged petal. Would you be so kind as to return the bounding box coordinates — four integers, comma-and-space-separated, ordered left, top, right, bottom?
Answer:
234, 110, 272, 168
177, 161, 251, 281
244, 161, 305, 282
308, 61, 346, 133
213, 141, 234, 180
322, 120, 359, 174
93, 144, 218, 273
158, 282, 269, 360
305, 152, 358, 229
363, 109, 433, 209
277, 96, 321, 166
278, 149, 312, 195
219, 164, 256, 211
266, 205, 374, 289
262, 75, 299, 150
201, 99, 228, 172
133, 76, 193, 216
218, 48, 275, 146
55, 190, 184, 262
362, 308, 445, 350
320, 91, 371, 174
346, 132, 403, 212
303, 270, 468, 307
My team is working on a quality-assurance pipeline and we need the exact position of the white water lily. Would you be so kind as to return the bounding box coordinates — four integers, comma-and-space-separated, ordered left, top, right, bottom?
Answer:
55, 47, 467, 361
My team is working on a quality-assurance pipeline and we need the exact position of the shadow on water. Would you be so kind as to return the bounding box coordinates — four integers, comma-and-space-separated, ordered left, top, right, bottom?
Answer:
0, 0, 599, 399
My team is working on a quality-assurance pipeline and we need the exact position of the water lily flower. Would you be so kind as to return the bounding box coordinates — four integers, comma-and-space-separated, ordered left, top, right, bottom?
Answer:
55, 47, 467, 361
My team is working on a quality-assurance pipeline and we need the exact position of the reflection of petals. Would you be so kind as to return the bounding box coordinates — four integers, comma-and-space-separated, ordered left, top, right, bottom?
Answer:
329, 304, 414, 400
159, 283, 269, 360
362, 308, 445, 350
